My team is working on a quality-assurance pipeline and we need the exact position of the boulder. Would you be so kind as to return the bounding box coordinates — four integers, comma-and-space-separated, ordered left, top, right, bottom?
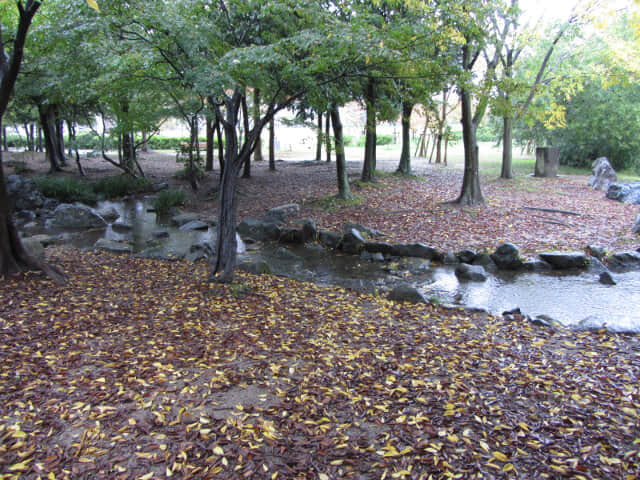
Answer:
171, 212, 199, 227
360, 250, 385, 262
588, 157, 617, 191
538, 251, 589, 269
94, 238, 133, 253
454, 263, 488, 282
522, 259, 553, 272
608, 251, 640, 270
275, 247, 301, 260
21, 237, 45, 259
6, 174, 45, 211
390, 243, 441, 260
343, 222, 386, 237
152, 230, 170, 239
318, 230, 342, 249
388, 283, 428, 304
599, 271, 616, 285
95, 204, 120, 222
45, 203, 107, 230
472, 253, 494, 267
490, 242, 523, 270
362, 241, 394, 255
633, 214, 640, 235
587, 245, 606, 259
279, 227, 306, 244
238, 260, 271, 275
456, 249, 476, 264
341, 228, 365, 254
299, 219, 317, 243
606, 182, 640, 204
179, 220, 209, 231
237, 218, 281, 242
442, 252, 459, 264
263, 204, 299, 225
112, 222, 133, 233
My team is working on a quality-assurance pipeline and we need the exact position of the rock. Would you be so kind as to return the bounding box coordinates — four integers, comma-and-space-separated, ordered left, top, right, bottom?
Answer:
95, 204, 120, 222
25, 234, 59, 247
179, 220, 209, 231
490, 242, 523, 270
318, 230, 342, 249
21, 237, 45, 259
6, 174, 45, 210
45, 203, 107, 230
299, 219, 317, 243
171, 212, 199, 227
360, 250, 384, 262
588, 157, 617, 191
575, 316, 607, 332
237, 218, 281, 242
587, 245, 606, 259
587, 257, 608, 274
41, 198, 59, 212
275, 247, 301, 260
456, 249, 476, 264
279, 227, 305, 244
112, 222, 133, 233
599, 271, 616, 285
343, 222, 386, 237
14, 210, 36, 224
152, 230, 170, 239
341, 228, 365, 254
390, 243, 441, 260
608, 251, 640, 270
530, 315, 560, 329
238, 260, 271, 275
606, 182, 640, 204
503, 307, 522, 316
152, 182, 169, 192
454, 263, 488, 282
263, 204, 299, 225
633, 214, 640, 235
94, 238, 133, 253
472, 253, 494, 267
538, 251, 589, 269
362, 241, 394, 255
522, 259, 553, 272
185, 243, 214, 263
388, 283, 427, 304
442, 253, 459, 265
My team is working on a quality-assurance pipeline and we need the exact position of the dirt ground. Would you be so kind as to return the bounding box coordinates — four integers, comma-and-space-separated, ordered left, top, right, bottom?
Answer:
4, 149, 639, 255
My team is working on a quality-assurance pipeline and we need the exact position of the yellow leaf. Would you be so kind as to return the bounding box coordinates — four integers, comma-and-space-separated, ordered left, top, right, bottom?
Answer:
493, 451, 509, 462
86, 0, 100, 12
319, 475, 329, 480
212, 445, 224, 456
9, 459, 31, 471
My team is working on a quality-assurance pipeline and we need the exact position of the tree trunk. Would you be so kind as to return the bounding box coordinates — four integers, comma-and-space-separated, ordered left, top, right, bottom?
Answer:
361, 77, 377, 182
315, 111, 322, 162
55, 117, 66, 163
269, 117, 276, 171
38, 104, 62, 173
242, 95, 251, 178
325, 111, 331, 163
216, 117, 224, 176
455, 87, 484, 205
501, 115, 514, 179
253, 89, 263, 162
330, 104, 352, 200
2, 127, 6, 151
121, 131, 135, 171
205, 116, 214, 171
141, 131, 148, 153
36, 126, 42, 152
397, 101, 413, 175
67, 121, 85, 176
188, 114, 199, 191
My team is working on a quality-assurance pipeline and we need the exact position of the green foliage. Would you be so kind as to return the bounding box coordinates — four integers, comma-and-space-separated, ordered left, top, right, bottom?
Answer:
152, 189, 187, 215
35, 175, 151, 204
355, 134, 395, 147
146, 136, 209, 151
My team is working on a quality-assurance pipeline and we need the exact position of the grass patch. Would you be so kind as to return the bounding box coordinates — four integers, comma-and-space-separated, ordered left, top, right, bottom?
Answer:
152, 189, 187, 215
305, 193, 363, 212
93, 176, 152, 198
35, 175, 152, 205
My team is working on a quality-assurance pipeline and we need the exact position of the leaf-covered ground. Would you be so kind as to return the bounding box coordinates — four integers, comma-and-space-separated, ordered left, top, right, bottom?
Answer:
1, 249, 639, 479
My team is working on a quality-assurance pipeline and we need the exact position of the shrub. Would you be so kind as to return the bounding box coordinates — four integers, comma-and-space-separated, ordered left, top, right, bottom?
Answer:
93, 176, 152, 198
35, 177, 97, 204
355, 134, 396, 147
152, 189, 187, 215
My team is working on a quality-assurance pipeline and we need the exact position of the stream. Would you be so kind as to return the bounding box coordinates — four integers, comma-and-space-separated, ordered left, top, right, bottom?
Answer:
44, 199, 640, 334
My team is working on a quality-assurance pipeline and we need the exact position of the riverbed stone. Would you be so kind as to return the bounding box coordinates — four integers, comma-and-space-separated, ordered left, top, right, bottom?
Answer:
608, 251, 640, 270
152, 230, 170, 239
318, 230, 342, 249
299, 219, 317, 243
179, 220, 209, 231
490, 242, 523, 270
472, 253, 494, 267
238, 260, 271, 275
606, 182, 640, 204
456, 249, 476, 264
94, 238, 133, 253
21, 237, 45, 259
263, 203, 299, 225
237, 218, 281, 242
522, 259, 553, 272
363, 241, 394, 255
341, 228, 365, 254
390, 243, 441, 260
360, 250, 385, 262
587, 245, 607, 260
538, 251, 589, 269
279, 227, 305, 244
599, 271, 616, 285
7, 174, 45, 211
343, 222, 386, 237
95, 204, 120, 222
633, 214, 640, 235
112, 222, 133, 233
276, 247, 301, 260
45, 203, 107, 230
388, 283, 427, 304
588, 157, 617, 191
455, 263, 488, 282
443, 253, 459, 265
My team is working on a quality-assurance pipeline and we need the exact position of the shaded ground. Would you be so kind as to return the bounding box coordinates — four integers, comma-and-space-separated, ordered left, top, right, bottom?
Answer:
0, 249, 639, 479
6, 149, 638, 255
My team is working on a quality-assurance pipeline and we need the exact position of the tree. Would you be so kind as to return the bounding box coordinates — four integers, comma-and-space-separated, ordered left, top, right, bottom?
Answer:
0, 0, 64, 282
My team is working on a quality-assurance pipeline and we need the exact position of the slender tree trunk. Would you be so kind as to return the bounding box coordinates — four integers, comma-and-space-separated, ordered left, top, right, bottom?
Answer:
55, 116, 66, 165
121, 131, 135, 171
215, 117, 224, 176
67, 121, 85, 176
330, 104, 352, 200
242, 95, 251, 178
36, 126, 42, 152
2, 127, 6, 151
501, 115, 514, 179
141, 132, 148, 153
325, 111, 331, 163
361, 77, 377, 182
24, 123, 33, 151
455, 86, 484, 205
315, 111, 322, 162
38, 104, 62, 173
188, 114, 199, 191
205, 116, 214, 171
253, 89, 263, 162
397, 101, 413, 175
269, 117, 276, 171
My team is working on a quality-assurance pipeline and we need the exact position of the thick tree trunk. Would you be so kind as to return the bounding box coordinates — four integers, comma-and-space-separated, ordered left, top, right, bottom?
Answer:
269, 118, 276, 171
361, 77, 377, 182
121, 131, 135, 171
253, 89, 263, 163
455, 87, 484, 205
38, 104, 62, 173
325, 111, 331, 163
501, 115, 514, 179
2, 127, 7, 151
315, 111, 322, 162
205, 116, 214, 171
330, 104, 352, 200
141, 131, 148, 153
397, 101, 413, 175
